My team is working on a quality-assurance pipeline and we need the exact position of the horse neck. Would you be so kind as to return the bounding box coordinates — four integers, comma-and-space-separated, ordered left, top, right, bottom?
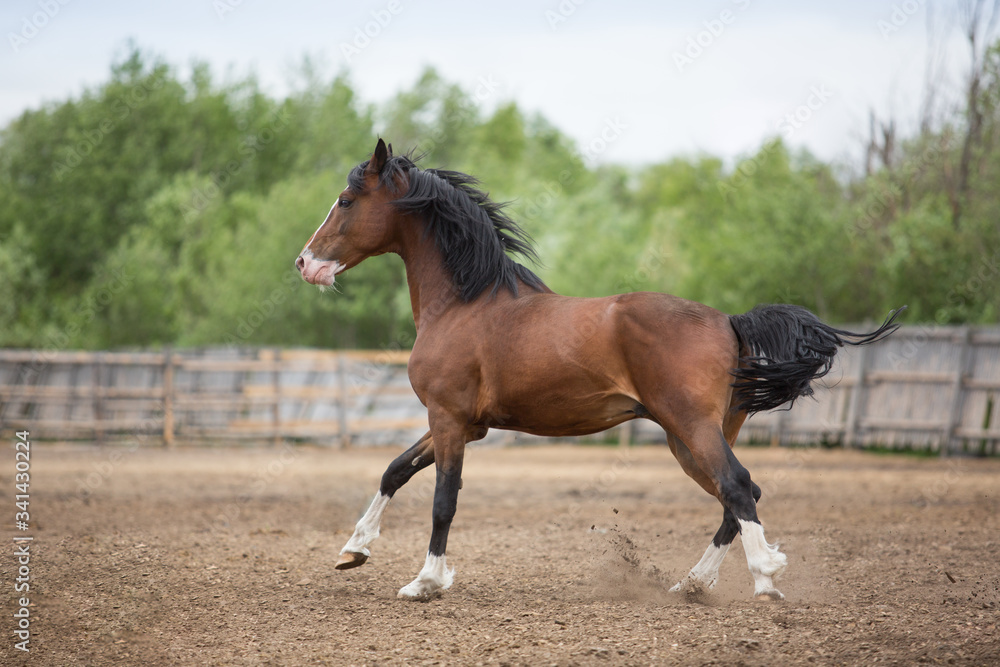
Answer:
396, 219, 461, 332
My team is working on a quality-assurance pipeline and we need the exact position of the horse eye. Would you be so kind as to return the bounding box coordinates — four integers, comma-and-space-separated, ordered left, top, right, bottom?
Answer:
339, 198, 352, 208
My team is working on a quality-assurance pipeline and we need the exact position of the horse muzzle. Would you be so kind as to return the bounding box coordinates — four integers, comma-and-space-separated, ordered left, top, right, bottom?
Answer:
296, 250, 345, 287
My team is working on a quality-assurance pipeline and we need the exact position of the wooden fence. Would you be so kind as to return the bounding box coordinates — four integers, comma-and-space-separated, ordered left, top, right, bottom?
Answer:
1, 326, 998, 454
0, 348, 426, 447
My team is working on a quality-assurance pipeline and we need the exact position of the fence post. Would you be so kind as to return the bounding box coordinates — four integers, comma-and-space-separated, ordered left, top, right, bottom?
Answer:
93, 353, 105, 446
337, 352, 350, 449
770, 408, 785, 447
271, 347, 281, 447
618, 421, 633, 448
943, 327, 973, 457
844, 344, 870, 448
163, 348, 174, 447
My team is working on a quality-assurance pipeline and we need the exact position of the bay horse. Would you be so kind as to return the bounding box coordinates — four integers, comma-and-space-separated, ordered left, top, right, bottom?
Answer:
296, 138, 902, 601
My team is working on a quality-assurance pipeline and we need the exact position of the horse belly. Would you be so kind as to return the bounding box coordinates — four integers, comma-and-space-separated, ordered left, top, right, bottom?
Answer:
486, 374, 642, 437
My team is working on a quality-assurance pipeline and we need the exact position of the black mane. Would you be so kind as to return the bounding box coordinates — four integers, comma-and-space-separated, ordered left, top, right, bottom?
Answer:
348, 153, 546, 302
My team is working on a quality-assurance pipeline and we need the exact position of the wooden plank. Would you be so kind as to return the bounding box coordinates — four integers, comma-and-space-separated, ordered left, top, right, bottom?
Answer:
954, 427, 1000, 439
175, 359, 282, 372
880, 328, 961, 342
1, 418, 164, 432
964, 378, 1000, 390
861, 418, 948, 430
226, 417, 427, 432
0, 350, 166, 365
173, 396, 279, 408
352, 417, 427, 432
342, 350, 411, 364
277, 348, 342, 362
814, 377, 858, 389
780, 423, 847, 433
865, 371, 953, 384
240, 384, 415, 399
279, 349, 410, 364
971, 331, 1000, 345
0, 386, 165, 399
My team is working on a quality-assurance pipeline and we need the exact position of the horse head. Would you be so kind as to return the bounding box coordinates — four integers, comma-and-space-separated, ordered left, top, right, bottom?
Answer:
296, 138, 405, 289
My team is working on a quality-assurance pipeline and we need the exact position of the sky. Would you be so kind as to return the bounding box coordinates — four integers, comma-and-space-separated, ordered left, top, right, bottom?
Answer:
0, 0, 976, 167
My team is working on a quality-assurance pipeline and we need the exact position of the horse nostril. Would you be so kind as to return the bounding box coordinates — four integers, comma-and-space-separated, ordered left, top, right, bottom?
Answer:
295, 255, 305, 272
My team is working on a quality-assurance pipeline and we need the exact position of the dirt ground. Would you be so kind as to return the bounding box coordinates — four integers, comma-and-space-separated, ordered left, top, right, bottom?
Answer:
2, 441, 998, 666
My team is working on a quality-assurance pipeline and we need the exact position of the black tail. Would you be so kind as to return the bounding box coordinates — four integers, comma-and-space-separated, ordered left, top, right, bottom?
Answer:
728, 304, 905, 414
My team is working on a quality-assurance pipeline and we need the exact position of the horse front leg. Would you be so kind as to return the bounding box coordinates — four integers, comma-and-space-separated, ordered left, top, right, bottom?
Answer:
397, 423, 470, 600
336, 431, 435, 569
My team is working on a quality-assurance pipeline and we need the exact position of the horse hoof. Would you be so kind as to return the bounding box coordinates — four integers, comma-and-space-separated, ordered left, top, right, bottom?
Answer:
669, 576, 714, 596
335, 551, 369, 570
397, 588, 443, 602
397, 579, 444, 601
755, 590, 784, 602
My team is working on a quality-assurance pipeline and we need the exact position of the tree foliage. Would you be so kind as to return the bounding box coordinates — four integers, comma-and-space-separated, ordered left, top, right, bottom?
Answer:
2, 44, 999, 350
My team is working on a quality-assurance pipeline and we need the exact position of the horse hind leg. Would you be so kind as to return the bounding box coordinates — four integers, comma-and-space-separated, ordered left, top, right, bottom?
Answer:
667, 433, 737, 594
667, 428, 786, 600
716, 438, 787, 600
721, 406, 787, 599
336, 431, 435, 569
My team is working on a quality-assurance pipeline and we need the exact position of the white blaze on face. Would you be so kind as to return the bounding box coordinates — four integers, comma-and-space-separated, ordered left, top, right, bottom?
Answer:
305, 201, 337, 250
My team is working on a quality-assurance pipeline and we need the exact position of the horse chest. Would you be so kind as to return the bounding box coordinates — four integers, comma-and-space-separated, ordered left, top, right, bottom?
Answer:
406, 343, 483, 410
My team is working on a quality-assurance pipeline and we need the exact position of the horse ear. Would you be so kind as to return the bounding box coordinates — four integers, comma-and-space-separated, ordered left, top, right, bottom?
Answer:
366, 138, 389, 175
387, 142, 393, 158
